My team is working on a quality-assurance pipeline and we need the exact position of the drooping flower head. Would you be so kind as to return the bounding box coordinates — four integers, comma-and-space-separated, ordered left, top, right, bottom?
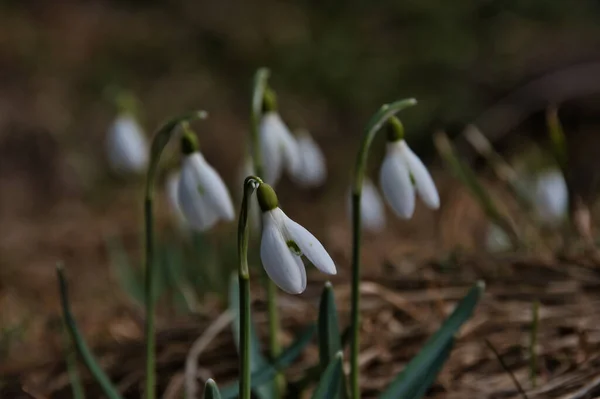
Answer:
259, 89, 301, 185
177, 125, 235, 231
532, 169, 567, 225
291, 129, 327, 188
379, 117, 440, 219
106, 90, 148, 174
106, 113, 149, 174
257, 182, 336, 294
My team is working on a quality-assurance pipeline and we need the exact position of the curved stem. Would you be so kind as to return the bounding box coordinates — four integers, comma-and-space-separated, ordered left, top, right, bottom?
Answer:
144, 110, 207, 399
249, 68, 283, 396
349, 99, 417, 399
238, 176, 263, 399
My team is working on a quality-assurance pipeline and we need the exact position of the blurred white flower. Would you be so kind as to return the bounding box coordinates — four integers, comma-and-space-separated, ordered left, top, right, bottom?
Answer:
259, 111, 301, 185
533, 169, 567, 224
257, 183, 336, 294
178, 152, 235, 232
485, 223, 512, 253
380, 139, 440, 219
291, 129, 327, 187
347, 178, 386, 233
106, 114, 148, 173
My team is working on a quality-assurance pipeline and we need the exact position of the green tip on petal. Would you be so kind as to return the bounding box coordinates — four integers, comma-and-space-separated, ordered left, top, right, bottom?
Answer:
257, 182, 279, 211
262, 88, 278, 113
386, 116, 404, 142
180, 122, 199, 155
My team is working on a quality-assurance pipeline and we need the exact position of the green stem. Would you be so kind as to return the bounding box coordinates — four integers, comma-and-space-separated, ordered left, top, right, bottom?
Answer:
349, 99, 417, 399
57, 265, 122, 399
249, 67, 283, 396
143, 111, 207, 399
238, 176, 263, 399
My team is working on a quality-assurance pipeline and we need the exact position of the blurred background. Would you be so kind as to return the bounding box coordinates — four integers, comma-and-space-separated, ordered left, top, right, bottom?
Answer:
3, 1, 600, 397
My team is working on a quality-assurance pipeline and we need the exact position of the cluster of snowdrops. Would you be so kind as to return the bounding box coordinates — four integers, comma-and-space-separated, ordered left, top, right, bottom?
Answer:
59, 68, 487, 399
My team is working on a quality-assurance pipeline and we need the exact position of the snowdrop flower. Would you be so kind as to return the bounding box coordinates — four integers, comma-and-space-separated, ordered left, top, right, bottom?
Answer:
165, 170, 188, 228
379, 117, 440, 219
348, 178, 386, 233
533, 169, 567, 224
106, 114, 149, 173
177, 130, 235, 231
291, 129, 327, 187
259, 91, 301, 185
257, 182, 336, 294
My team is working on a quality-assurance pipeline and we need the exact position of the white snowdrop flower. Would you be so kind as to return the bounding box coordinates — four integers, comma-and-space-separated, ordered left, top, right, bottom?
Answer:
177, 132, 235, 232
347, 178, 386, 233
259, 111, 301, 185
106, 114, 149, 173
257, 183, 336, 294
533, 169, 567, 224
165, 170, 188, 228
485, 223, 512, 253
291, 129, 327, 187
379, 117, 439, 219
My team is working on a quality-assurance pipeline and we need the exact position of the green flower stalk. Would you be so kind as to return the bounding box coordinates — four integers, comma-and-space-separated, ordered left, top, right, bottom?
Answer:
143, 110, 207, 399
349, 99, 417, 399
249, 67, 284, 394
238, 175, 264, 399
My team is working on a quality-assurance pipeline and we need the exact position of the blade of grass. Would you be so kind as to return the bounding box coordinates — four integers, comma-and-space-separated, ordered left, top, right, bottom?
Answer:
311, 352, 344, 399
379, 281, 485, 399
204, 379, 223, 399
57, 264, 123, 399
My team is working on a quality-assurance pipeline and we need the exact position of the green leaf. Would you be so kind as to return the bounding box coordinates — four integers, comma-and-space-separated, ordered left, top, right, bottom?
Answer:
228, 275, 276, 399
204, 379, 222, 399
318, 282, 341, 371
311, 352, 343, 399
379, 281, 485, 399
56, 265, 123, 399
318, 282, 348, 399
220, 323, 317, 399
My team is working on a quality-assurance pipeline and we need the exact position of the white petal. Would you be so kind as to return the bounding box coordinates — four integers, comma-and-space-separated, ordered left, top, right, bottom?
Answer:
106, 115, 148, 173
291, 131, 327, 187
260, 113, 285, 185
178, 164, 219, 231
165, 171, 188, 227
260, 211, 307, 294
186, 153, 235, 222
380, 142, 415, 219
400, 141, 440, 210
361, 178, 386, 232
534, 170, 567, 224
280, 210, 336, 275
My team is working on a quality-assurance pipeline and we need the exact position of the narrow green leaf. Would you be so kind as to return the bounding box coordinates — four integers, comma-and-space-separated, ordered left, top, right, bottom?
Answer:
204, 379, 222, 399
318, 282, 341, 371
220, 324, 317, 399
401, 340, 454, 399
379, 281, 485, 399
57, 265, 123, 399
228, 275, 275, 399
311, 352, 343, 399
63, 323, 85, 399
